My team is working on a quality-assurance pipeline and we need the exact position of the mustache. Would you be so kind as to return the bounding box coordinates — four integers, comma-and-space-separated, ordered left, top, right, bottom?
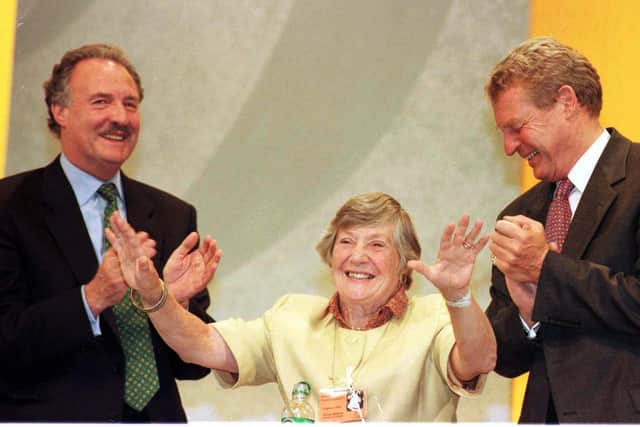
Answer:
100, 123, 133, 139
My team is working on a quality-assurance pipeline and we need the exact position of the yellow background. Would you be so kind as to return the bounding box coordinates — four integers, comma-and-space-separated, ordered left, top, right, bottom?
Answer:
0, 0, 17, 177
526, 0, 640, 192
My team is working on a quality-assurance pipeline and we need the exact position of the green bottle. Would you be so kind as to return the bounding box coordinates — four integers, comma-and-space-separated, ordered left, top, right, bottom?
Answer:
281, 381, 315, 423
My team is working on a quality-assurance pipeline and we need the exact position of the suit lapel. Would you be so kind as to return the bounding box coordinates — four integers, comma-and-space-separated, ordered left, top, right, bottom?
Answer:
42, 158, 99, 285
41, 159, 125, 337
563, 130, 628, 258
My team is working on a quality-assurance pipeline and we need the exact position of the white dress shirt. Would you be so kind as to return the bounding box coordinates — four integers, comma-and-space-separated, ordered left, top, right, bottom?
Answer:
522, 128, 610, 339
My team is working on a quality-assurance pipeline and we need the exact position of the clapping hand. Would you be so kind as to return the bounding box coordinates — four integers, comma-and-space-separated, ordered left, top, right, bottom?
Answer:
490, 215, 549, 283
106, 211, 223, 305
162, 232, 222, 305
105, 212, 161, 293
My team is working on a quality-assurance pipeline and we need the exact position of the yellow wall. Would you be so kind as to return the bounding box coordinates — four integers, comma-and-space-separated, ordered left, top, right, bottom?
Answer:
0, 0, 17, 178
513, 0, 640, 421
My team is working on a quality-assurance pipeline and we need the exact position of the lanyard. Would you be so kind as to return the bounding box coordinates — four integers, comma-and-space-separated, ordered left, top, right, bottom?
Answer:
329, 320, 391, 388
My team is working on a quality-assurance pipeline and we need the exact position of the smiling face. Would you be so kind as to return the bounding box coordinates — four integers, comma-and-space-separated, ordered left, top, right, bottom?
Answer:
492, 84, 576, 182
331, 223, 402, 310
52, 58, 141, 180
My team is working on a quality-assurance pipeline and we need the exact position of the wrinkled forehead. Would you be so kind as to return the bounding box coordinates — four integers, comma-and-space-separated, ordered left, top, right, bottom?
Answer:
492, 84, 537, 125
68, 58, 141, 100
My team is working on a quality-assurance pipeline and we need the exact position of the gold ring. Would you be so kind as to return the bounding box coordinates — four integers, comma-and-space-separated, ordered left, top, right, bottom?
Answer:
462, 240, 474, 249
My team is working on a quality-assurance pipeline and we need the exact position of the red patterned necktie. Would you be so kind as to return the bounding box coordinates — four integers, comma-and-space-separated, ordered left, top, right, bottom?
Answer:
544, 178, 574, 252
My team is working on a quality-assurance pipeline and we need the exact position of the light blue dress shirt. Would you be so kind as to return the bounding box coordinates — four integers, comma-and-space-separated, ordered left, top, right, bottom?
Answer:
59, 154, 127, 335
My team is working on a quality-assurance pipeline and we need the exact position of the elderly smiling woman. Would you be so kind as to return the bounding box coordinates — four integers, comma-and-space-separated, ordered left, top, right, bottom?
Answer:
106, 192, 496, 422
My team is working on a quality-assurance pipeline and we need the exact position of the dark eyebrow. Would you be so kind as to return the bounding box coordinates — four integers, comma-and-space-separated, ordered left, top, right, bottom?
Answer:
498, 118, 521, 129
89, 92, 112, 99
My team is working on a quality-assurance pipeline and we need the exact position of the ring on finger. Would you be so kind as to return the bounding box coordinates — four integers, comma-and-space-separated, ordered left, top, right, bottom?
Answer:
462, 240, 474, 249
490, 254, 497, 264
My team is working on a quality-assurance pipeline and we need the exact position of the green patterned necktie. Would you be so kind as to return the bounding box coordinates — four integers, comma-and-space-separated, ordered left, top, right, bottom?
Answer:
97, 183, 160, 411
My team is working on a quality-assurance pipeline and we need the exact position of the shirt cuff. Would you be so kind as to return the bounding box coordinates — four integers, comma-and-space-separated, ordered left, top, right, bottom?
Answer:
81, 285, 102, 336
519, 315, 540, 340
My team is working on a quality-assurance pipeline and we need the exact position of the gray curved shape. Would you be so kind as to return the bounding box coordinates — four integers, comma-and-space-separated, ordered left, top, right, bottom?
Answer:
187, 0, 452, 275
15, 0, 92, 57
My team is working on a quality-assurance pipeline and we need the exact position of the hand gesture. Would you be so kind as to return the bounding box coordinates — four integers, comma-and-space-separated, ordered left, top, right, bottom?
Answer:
408, 214, 488, 301
106, 211, 223, 304
490, 215, 549, 283
84, 248, 128, 315
85, 220, 156, 314
105, 211, 162, 292
162, 233, 222, 305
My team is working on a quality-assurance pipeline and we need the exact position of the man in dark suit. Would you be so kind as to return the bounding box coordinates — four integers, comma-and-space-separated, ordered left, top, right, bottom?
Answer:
485, 37, 640, 423
0, 44, 220, 421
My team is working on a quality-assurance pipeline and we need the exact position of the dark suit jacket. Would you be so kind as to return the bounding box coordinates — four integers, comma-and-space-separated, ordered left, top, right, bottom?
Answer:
0, 157, 213, 422
486, 129, 640, 423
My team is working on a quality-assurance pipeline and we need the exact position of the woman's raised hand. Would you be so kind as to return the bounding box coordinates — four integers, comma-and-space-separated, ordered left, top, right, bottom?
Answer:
408, 214, 488, 301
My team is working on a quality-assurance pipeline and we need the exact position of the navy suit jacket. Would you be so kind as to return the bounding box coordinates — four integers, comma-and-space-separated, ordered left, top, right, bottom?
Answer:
486, 129, 640, 423
0, 157, 212, 421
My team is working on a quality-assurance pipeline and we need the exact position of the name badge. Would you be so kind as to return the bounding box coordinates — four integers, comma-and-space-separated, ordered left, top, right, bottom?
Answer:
318, 387, 366, 422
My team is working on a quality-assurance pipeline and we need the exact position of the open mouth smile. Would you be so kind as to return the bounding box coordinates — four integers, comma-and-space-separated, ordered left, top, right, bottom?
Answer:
346, 271, 375, 280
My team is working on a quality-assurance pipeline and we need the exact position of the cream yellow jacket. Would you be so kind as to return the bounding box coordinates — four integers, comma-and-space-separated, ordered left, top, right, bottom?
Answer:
214, 293, 484, 422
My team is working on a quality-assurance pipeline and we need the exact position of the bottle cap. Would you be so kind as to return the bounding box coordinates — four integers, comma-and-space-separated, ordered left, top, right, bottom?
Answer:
292, 381, 312, 397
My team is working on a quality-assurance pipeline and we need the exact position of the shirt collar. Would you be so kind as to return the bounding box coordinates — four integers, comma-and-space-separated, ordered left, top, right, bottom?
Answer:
326, 286, 408, 331
567, 128, 610, 193
59, 153, 124, 206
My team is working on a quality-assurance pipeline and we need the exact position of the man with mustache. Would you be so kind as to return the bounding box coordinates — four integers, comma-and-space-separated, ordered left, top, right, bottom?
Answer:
0, 44, 219, 422
485, 37, 640, 423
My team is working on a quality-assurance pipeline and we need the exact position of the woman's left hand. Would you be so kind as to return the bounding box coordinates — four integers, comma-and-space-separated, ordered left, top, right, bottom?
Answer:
408, 214, 488, 301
